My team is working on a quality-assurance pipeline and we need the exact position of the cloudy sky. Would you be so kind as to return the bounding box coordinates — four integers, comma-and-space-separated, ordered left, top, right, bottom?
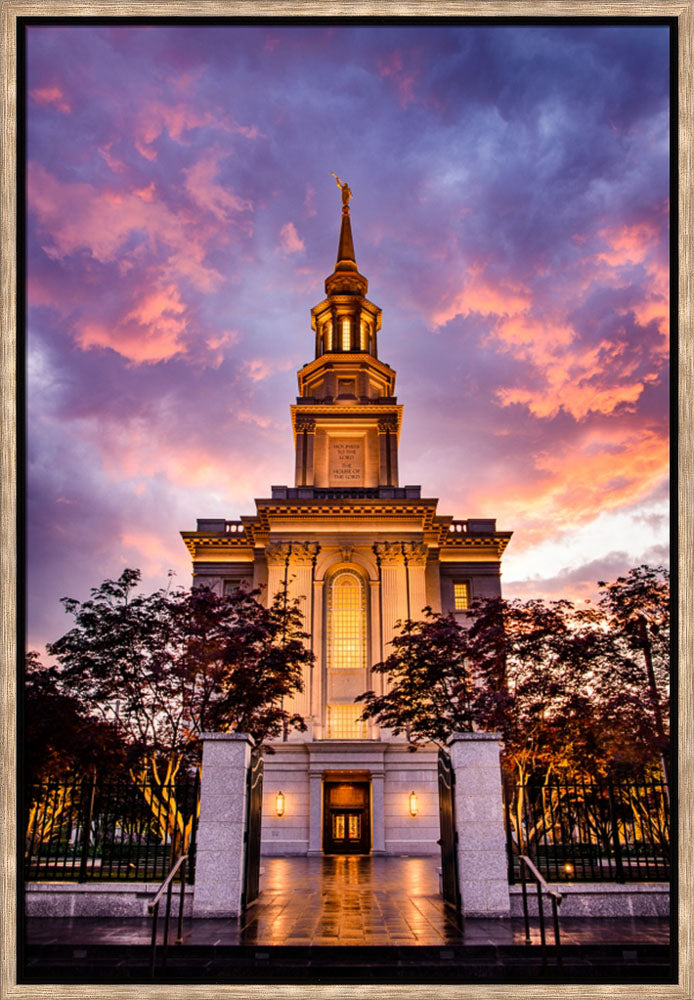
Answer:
25, 21, 671, 653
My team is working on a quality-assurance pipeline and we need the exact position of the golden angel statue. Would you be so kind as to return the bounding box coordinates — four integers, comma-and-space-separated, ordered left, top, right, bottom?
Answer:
331, 172, 353, 209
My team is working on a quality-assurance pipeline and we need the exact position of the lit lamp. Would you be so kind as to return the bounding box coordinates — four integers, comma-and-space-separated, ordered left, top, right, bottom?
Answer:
275, 791, 285, 817
409, 791, 418, 817
563, 862, 574, 877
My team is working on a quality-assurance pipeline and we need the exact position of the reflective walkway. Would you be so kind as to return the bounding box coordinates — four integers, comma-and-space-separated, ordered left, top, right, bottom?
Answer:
245, 855, 460, 945
26, 856, 669, 949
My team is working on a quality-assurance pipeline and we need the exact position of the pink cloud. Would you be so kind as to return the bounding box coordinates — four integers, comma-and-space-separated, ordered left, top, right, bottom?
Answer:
183, 152, 252, 222
98, 143, 125, 173
120, 531, 191, 576
377, 51, 417, 108
28, 161, 225, 293
30, 85, 71, 114
133, 99, 262, 160
278, 221, 305, 255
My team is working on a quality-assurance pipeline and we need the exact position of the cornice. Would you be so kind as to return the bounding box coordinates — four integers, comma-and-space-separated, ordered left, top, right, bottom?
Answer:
296, 353, 395, 380
291, 403, 403, 416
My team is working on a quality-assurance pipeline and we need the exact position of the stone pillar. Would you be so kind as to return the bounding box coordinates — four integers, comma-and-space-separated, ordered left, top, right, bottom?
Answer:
304, 425, 316, 486
371, 770, 386, 854
193, 733, 254, 918
387, 428, 399, 486
448, 732, 510, 918
295, 430, 306, 485
377, 425, 389, 485
308, 769, 323, 854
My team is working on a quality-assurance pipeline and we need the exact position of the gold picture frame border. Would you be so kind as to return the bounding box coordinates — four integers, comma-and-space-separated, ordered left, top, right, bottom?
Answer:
1, 3, 691, 998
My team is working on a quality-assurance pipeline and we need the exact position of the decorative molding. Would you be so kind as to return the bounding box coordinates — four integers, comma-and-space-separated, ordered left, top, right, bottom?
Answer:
264, 540, 321, 565
373, 540, 405, 565
339, 546, 354, 562
264, 541, 294, 565
291, 541, 321, 565
377, 416, 398, 433
295, 416, 317, 432
402, 541, 429, 566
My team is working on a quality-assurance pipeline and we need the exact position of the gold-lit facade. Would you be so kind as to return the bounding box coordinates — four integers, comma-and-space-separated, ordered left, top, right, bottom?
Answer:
182, 184, 511, 856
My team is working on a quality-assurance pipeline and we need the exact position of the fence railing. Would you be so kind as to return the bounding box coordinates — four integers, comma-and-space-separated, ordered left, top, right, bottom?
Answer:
24, 771, 200, 883
503, 770, 669, 883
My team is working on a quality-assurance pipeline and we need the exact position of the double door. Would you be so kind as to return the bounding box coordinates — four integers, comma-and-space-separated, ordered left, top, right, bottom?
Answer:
323, 781, 370, 854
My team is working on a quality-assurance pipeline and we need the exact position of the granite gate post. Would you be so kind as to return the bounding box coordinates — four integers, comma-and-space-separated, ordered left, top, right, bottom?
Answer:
193, 732, 254, 918
448, 732, 511, 918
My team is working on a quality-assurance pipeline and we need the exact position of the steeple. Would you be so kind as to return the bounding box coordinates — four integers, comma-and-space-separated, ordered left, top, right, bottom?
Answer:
291, 177, 402, 489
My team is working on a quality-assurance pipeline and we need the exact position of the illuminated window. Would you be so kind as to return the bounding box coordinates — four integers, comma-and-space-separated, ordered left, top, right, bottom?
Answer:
327, 570, 366, 670
360, 319, 369, 351
326, 704, 367, 739
341, 317, 351, 351
454, 582, 470, 611
324, 320, 333, 352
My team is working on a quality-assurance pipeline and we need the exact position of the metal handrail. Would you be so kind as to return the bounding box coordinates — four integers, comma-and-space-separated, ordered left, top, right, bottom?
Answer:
148, 854, 188, 978
518, 855, 563, 969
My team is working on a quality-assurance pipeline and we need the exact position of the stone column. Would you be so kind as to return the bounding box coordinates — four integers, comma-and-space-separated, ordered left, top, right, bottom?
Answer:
371, 770, 386, 854
304, 423, 316, 486
377, 424, 389, 485
193, 733, 254, 918
448, 732, 511, 918
308, 768, 323, 854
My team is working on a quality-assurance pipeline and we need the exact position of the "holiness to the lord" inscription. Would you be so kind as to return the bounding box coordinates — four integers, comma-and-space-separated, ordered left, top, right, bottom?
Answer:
329, 438, 364, 484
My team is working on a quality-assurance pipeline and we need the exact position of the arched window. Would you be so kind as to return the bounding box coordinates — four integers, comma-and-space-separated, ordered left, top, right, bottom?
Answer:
360, 319, 369, 352
324, 319, 333, 352
341, 317, 351, 351
327, 570, 366, 671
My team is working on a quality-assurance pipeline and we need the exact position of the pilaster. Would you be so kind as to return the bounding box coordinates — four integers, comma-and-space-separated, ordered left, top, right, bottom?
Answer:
448, 732, 511, 918
193, 733, 254, 918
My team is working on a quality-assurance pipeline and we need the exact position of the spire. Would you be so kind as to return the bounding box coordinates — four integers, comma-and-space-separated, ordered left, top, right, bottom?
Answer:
331, 172, 357, 272
336, 212, 357, 271
325, 174, 367, 296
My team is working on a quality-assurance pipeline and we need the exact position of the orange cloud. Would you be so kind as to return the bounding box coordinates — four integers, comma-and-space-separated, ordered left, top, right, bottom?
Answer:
30, 85, 71, 113
465, 425, 668, 549
597, 221, 658, 268
432, 272, 531, 327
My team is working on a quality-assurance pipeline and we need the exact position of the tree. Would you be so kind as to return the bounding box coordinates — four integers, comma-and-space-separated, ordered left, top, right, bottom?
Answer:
356, 610, 475, 746
358, 568, 670, 783
24, 650, 138, 781
46, 569, 313, 777
596, 565, 670, 785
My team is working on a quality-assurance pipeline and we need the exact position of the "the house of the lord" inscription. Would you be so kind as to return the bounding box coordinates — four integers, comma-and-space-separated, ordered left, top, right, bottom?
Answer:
329, 438, 364, 485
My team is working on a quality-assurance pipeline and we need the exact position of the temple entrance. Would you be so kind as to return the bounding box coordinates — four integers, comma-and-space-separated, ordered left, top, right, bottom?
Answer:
322, 777, 371, 854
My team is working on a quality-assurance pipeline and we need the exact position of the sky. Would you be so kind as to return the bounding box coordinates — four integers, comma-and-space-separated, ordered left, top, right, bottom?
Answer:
24, 21, 671, 654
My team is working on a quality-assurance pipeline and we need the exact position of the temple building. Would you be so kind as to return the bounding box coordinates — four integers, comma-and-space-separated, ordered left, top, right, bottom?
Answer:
181, 181, 511, 857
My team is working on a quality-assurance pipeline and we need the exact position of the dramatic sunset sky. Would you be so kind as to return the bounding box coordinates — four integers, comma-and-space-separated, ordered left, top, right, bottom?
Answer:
25, 21, 671, 653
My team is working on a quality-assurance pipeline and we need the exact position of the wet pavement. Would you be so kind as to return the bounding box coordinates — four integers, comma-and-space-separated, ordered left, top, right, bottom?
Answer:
26, 855, 670, 949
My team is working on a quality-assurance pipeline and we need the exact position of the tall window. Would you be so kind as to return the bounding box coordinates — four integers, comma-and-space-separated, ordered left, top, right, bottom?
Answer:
326, 705, 367, 739
327, 570, 367, 670
454, 581, 470, 611
341, 317, 351, 351
360, 319, 369, 351
324, 319, 333, 352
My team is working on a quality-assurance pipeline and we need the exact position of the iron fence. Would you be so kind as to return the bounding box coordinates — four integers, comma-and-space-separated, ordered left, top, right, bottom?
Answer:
24, 770, 200, 883
503, 770, 670, 883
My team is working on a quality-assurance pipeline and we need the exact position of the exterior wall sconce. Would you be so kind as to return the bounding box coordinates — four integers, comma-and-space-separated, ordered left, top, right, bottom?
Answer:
409, 791, 418, 817
276, 791, 285, 817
